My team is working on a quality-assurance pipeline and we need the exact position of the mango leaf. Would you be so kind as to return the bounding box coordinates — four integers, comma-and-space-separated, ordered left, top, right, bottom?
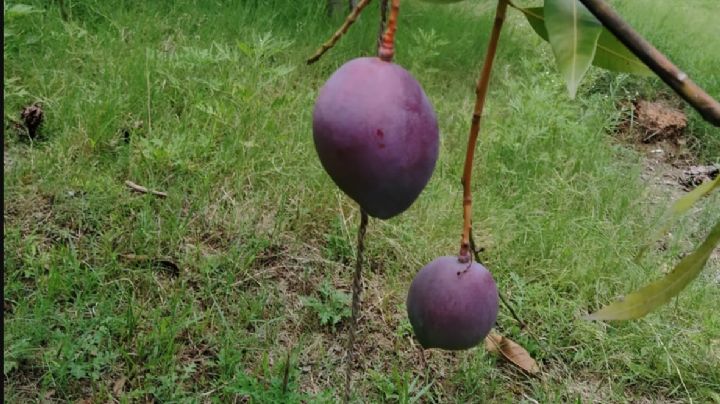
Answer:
585, 219, 720, 321
543, 0, 602, 98
518, 5, 651, 76
484, 330, 540, 374
594, 29, 651, 75
637, 176, 720, 260
670, 176, 720, 214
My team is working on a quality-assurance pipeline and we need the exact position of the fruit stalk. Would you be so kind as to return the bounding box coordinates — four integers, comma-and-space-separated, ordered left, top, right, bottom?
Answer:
459, 0, 508, 262
307, 0, 373, 65
378, 0, 400, 62
344, 210, 369, 403
377, 0, 389, 52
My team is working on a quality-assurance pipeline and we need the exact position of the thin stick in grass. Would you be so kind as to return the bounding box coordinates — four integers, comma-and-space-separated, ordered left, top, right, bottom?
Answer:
344, 210, 369, 403
469, 232, 526, 329
307, 0, 373, 65
458, 0, 508, 262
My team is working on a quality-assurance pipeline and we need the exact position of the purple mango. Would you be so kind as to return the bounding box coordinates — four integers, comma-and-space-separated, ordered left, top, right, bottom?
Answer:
407, 256, 499, 350
312, 57, 439, 219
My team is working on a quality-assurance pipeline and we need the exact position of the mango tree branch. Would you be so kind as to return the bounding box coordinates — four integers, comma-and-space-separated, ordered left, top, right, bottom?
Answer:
459, 0, 508, 262
307, 0, 373, 65
578, 0, 720, 126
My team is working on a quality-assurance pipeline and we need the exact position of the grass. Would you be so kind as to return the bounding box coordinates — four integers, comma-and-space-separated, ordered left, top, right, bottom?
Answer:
3, 0, 719, 402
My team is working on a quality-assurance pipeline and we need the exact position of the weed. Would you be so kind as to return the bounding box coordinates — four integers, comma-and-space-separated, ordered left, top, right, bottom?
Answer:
301, 281, 352, 330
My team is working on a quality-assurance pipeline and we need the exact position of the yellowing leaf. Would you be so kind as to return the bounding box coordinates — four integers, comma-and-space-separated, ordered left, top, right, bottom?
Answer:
637, 176, 720, 261
586, 219, 720, 321
671, 176, 720, 214
484, 330, 540, 374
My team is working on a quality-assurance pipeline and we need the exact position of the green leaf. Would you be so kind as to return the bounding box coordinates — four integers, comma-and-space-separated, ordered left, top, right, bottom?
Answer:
593, 29, 652, 75
518, 4, 651, 78
637, 176, 720, 260
585, 219, 720, 321
520, 7, 549, 40
541, 0, 602, 98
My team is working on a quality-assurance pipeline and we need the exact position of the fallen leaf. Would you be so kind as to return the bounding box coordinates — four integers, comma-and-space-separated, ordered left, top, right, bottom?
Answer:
113, 376, 127, 396
484, 330, 540, 375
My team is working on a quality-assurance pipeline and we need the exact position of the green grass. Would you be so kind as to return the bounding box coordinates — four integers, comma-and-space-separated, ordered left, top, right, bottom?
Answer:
4, 0, 719, 402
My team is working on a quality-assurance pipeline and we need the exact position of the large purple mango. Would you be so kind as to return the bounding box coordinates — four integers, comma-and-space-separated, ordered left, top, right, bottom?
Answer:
312, 57, 439, 219
407, 256, 499, 350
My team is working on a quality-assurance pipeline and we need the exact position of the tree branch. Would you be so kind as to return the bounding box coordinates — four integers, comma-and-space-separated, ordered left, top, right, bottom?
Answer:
307, 0, 373, 65
578, 0, 720, 126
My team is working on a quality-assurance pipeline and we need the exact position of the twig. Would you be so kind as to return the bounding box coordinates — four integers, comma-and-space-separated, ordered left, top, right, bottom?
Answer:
458, 0, 509, 261
469, 233, 526, 329
307, 0, 373, 65
577, 0, 720, 126
125, 180, 167, 198
344, 210, 368, 403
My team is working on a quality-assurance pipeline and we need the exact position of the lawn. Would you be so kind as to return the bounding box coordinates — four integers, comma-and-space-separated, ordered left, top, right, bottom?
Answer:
3, 0, 719, 402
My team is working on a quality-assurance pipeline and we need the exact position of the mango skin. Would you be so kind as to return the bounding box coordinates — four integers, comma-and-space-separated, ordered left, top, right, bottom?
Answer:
406, 256, 498, 350
312, 57, 439, 219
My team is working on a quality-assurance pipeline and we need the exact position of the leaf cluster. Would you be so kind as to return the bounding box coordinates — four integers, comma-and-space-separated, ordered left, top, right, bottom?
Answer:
301, 281, 352, 329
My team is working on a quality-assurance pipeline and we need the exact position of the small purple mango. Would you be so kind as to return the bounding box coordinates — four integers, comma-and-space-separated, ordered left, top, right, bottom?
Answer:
407, 256, 499, 350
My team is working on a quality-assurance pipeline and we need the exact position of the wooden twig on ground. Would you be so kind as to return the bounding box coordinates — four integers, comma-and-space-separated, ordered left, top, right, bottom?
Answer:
125, 180, 167, 198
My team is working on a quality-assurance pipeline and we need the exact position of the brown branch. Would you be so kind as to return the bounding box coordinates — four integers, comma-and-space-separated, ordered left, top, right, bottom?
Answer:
344, 210, 368, 403
459, 0, 509, 262
577, 0, 720, 126
307, 0, 373, 65
125, 180, 167, 198
378, 0, 400, 62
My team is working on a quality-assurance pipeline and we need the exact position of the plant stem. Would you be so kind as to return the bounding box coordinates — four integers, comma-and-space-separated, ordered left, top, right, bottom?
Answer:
459, 0, 508, 262
377, 0, 389, 54
469, 232, 526, 329
344, 210, 368, 403
307, 0, 373, 65
577, 0, 720, 126
378, 0, 400, 62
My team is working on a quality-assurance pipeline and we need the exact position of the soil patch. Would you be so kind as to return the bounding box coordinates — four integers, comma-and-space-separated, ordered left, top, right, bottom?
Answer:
616, 98, 718, 194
